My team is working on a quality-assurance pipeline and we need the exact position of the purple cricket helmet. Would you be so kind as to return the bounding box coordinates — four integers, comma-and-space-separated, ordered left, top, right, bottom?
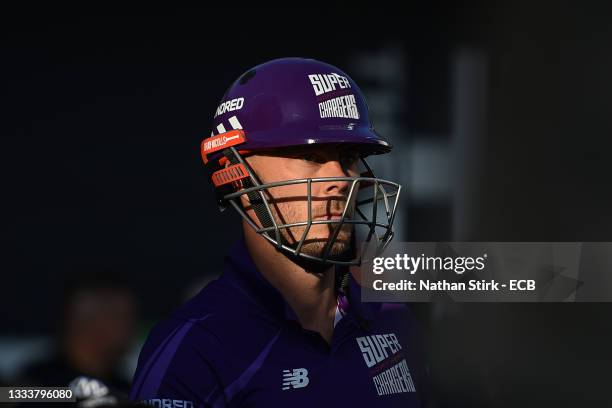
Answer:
201, 57, 401, 266
206, 57, 391, 163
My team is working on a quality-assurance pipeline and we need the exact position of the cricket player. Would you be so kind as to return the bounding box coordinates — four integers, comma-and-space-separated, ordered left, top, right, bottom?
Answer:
130, 57, 428, 407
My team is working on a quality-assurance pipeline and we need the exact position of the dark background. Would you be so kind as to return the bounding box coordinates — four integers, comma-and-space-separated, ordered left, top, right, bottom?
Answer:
2, 3, 611, 407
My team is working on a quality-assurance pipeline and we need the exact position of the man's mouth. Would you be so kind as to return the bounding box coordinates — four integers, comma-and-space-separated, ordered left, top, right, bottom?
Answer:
313, 213, 350, 221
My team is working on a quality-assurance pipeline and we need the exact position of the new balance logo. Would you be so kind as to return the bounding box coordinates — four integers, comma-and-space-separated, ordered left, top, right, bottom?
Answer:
282, 368, 309, 390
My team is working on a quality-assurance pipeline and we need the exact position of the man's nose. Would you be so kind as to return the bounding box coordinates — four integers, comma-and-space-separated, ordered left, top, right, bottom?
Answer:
317, 159, 351, 195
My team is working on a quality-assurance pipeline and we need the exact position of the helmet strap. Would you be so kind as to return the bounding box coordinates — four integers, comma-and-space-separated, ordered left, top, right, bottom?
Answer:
222, 148, 277, 239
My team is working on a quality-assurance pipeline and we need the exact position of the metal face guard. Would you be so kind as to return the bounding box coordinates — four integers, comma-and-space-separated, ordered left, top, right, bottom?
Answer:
221, 147, 401, 266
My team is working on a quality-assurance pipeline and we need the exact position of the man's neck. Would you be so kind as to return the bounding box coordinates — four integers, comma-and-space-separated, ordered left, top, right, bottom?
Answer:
243, 224, 338, 344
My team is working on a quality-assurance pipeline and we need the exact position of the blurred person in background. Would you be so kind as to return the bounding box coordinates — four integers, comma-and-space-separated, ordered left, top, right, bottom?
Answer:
18, 270, 137, 399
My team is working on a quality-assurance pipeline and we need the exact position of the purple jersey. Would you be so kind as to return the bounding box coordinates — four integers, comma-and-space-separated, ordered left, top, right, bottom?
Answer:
130, 239, 428, 407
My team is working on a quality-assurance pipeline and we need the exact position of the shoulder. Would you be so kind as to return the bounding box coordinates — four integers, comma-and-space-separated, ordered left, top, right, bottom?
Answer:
129, 309, 223, 405
171, 278, 281, 353
379, 303, 419, 325
130, 278, 281, 406
373, 302, 421, 342
361, 301, 425, 368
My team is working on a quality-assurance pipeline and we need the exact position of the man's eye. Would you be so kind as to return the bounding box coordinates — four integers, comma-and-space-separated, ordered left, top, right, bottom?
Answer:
302, 153, 322, 163
300, 151, 359, 165
341, 152, 360, 166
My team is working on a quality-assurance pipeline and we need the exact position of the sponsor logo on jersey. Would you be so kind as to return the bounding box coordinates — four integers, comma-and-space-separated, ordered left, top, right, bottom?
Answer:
372, 359, 416, 396
141, 399, 194, 408
318, 94, 360, 119
308, 73, 352, 96
356, 333, 416, 396
282, 368, 310, 390
214, 97, 244, 118
356, 333, 402, 367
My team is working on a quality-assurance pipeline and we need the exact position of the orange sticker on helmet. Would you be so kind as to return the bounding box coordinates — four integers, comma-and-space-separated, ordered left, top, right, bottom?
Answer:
211, 163, 249, 187
201, 130, 246, 164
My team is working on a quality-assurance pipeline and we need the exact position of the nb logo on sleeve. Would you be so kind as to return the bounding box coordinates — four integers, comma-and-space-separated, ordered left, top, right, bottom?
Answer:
282, 368, 309, 390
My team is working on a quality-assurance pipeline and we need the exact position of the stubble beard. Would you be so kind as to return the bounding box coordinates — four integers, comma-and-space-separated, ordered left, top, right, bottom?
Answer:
274, 202, 354, 259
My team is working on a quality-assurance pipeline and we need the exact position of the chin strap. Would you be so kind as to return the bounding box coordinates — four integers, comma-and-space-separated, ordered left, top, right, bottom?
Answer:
222, 148, 278, 242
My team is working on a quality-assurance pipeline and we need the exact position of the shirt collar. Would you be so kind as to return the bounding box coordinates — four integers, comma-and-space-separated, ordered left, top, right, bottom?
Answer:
344, 270, 382, 323
222, 238, 381, 325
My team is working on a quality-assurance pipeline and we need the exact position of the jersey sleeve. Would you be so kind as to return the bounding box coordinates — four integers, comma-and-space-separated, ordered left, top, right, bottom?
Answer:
130, 317, 227, 407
